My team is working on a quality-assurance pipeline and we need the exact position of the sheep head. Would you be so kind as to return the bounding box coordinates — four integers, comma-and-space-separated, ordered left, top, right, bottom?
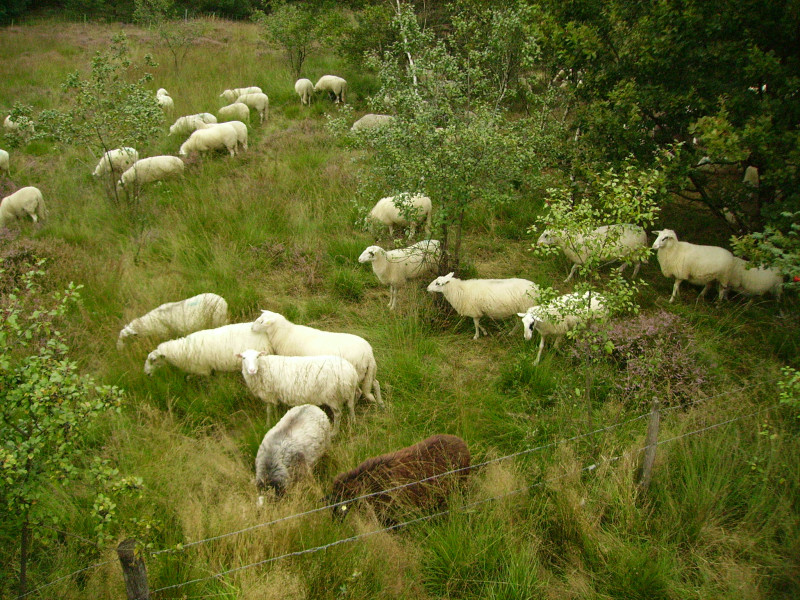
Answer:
537, 230, 560, 246
651, 229, 677, 250
144, 349, 165, 375
117, 325, 137, 350
251, 310, 285, 334
426, 272, 455, 293
517, 309, 539, 341
237, 349, 263, 376
358, 246, 384, 264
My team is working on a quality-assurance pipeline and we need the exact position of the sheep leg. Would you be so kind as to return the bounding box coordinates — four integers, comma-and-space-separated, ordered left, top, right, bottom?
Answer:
389, 286, 397, 310
617, 263, 627, 276
372, 379, 383, 407
669, 279, 682, 303
716, 284, 728, 302
696, 283, 712, 303
472, 317, 488, 340
331, 406, 341, 436
533, 334, 546, 366
564, 264, 579, 283
631, 261, 641, 278
348, 391, 356, 421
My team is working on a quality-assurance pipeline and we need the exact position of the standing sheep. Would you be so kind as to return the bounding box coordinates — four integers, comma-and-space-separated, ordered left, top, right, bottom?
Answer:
217, 102, 250, 124
117, 156, 185, 194
202, 121, 248, 153
236, 92, 269, 124
255, 404, 332, 502
358, 240, 441, 310
0, 149, 9, 174
220, 86, 263, 104
144, 322, 273, 376
351, 114, 395, 131
169, 113, 218, 136
726, 258, 783, 300
427, 273, 540, 340
251, 310, 383, 407
370, 194, 432, 238
92, 147, 139, 178
179, 124, 239, 157
3, 115, 35, 134
0, 186, 46, 228
326, 434, 471, 525
294, 78, 314, 105
314, 75, 347, 104
652, 229, 735, 303
117, 292, 229, 350
156, 88, 174, 114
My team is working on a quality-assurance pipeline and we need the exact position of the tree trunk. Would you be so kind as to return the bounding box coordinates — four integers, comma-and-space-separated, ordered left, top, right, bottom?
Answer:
18, 512, 30, 598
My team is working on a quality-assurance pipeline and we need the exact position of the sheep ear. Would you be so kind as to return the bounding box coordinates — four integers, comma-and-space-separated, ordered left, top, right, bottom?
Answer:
446, 272, 455, 278
517, 312, 527, 317
258, 351, 268, 356
235, 352, 243, 358
651, 230, 661, 235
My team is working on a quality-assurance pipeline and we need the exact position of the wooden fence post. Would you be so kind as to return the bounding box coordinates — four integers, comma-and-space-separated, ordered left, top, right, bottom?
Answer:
117, 538, 150, 600
637, 398, 661, 491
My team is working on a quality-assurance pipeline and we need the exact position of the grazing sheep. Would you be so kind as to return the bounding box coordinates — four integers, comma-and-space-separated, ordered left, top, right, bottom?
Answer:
370, 194, 432, 238
652, 229, 735, 303
358, 240, 441, 310
201, 120, 248, 153
727, 258, 783, 300
314, 75, 347, 104
236, 92, 269, 124
0, 186, 46, 228
351, 114, 395, 131
0, 149, 9, 174
537, 224, 649, 282
255, 404, 332, 502
156, 89, 174, 114
217, 102, 250, 124
144, 322, 273, 376
220, 86, 263, 104
117, 292, 229, 350
92, 147, 139, 178
169, 113, 218, 136
518, 291, 607, 366
3, 115, 35, 134
326, 434, 471, 525
117, 156, 185, 193
179, 124, 238, 157
237, 349, 359, 430
294, 78, 314, 105
427, 273, 540, 340
251, 310, 383, 406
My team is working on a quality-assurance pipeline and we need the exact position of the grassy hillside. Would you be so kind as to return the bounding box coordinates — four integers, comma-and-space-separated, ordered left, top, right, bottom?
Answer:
1, 19, 799, 600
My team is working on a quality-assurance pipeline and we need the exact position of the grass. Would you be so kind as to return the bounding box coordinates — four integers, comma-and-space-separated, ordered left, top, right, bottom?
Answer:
1, 17, 800, 600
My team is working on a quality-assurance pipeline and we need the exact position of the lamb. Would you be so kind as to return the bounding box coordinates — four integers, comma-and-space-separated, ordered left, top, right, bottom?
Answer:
144, 322, 273, 376
0, 149, 8, 174
156, 88, 174, 113
117, 292, 229, 350
235, 92, 269, 124
314, 75, 347, 104
220, 86, 263, 104
179, 124, 238, 157
426, 273, 540, 340
351, 114, 395, 131
294, 78, 314, 105
537, 224, 649, 282
651, 229, 736, 303
201, 120, 248, 152
369, 194, 432, 238
3, 115, 35, 134
518, 291, 607, 366
117, 156, 185, 193
217, 102, 250, 124
325, 434, 471, 525
0, 186, 46, 228
255, 404, 332, 502
358, 239, 441, 310
237, 349, 359, 431
251, 310, 383, 406
726, 258, 783, 300
92, 147, 139, 178
168, 113, 218, 136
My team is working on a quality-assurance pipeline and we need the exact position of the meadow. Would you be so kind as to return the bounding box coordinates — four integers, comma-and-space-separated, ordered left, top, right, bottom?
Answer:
1, 18, 799, 600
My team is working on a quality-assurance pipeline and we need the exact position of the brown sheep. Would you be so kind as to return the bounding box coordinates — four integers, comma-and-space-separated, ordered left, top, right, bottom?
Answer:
326, 434, 471, 525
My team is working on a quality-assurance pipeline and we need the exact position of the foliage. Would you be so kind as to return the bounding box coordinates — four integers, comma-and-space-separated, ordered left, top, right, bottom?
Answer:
3, 102, 36, 148
778, 366, 800, 418
253, 2, 320, 78
732, 210, 800, 288
332, 3, 396, 69
134, 0, 208, 71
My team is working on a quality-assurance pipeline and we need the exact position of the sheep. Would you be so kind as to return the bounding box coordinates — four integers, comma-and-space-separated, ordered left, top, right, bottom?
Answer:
314, 75, 347, 104
217, 102, 250, 124
0, 149, 8, 174
351, 114, 395, 131
0, 186, 46, 228
117, 292, 229, 350
179, 123, 238, 157
255, 404, 332, 503
220, 86, 263, 104
726, 258, 783, 300
426, 273, 540, 340
538, 224, 649, 283
117, 156, 185, 193
294, 78, 314, 105
155, 89, 174, 114
518, 291, 607, 366
92, 147, 139, 178
144, 322, 273, 376
651, 229, 736, 303
237, 349, 359, 431
236, 92, 269, 124
325, 434, 470, 525
369, 193, 432, 238
251, 310, 383, 407
3, 114, 35, 134
168, 113, 218, 137
358, 239, 441, 310
201, 120, 248, 153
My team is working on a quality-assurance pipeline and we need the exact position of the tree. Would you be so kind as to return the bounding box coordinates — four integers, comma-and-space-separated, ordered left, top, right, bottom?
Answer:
134, 0, 207, 72
253, 1, 319, 79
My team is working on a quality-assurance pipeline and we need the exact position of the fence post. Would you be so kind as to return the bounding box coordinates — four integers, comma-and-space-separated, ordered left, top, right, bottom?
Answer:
637, 398, 660, 491
117, 538, 150, 600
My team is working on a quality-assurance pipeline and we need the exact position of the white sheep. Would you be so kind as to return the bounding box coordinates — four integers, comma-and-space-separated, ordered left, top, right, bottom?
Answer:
117, 292, 229, 350
369, 193, 432, 238
0, 149, 9, 174
92, 147, 139, 178
251, 310, 383, 407
201, 120, 248, 153
358, 239, 441, 310
351, 114, 395, 131
0, 186, 46, 228
314, 75, 347, 104
220, 86, 263, 104
168, 113, 218, 136
156, 89, 174, 114
427, 273, 540, 340
518, 291, 607, 366
179, 124, 238, 157
294, 78, 314, 105
144, 322, 273, 376
3, 115, 35, 134
538, 224, 649, 282
217, 102, 250, 124
652, 229, 736, 303
254, 404, 332, 501
117, 156, 185, 193
237, 349, 359, 431
236, 92, 269, 124
727, 258, 783, 300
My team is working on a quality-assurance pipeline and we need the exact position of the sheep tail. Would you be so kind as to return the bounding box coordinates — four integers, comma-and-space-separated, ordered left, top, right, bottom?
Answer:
36, 192, 47, 220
